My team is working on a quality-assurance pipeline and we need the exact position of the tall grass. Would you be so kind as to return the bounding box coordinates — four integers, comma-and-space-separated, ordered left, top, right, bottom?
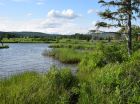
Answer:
2, 38, 56, 43
48, 38, 95, 50
79, 42, 128, 72
1, 40, 140, 104
49, 43, 95, 50
77, 51, 140, 104
0, 45, 9, 49
0, 67, 79, 104
45, 48, 84, 64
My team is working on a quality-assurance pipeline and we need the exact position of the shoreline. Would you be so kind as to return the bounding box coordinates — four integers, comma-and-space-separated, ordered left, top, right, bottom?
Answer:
0, 45, 9, 49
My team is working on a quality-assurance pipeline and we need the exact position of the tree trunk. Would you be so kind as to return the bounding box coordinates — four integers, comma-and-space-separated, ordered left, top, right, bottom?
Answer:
127, 11, 132, 56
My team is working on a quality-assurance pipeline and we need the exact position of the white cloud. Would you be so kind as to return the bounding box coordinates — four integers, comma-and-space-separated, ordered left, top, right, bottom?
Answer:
0, 9, 87, 34
0, 16, 119, 34
39, 17, 88, 34
47, 9, 79, 19
27, 13, 33, 17
0, 17, 41, 32
36, 2, 44, 5
36, 0, 45, 5
87, 9, 98, 14
0, 8, 119, 34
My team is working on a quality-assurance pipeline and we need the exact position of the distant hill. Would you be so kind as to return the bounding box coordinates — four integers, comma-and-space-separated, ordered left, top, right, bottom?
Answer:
0, 31, 58, 38
0, 31, 117, 40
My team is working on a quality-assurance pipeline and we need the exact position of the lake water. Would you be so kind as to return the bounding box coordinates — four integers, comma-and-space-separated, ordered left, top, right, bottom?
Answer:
0, 43, 76, 78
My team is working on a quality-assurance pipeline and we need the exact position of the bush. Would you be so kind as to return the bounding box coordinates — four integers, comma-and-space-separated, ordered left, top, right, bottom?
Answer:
133, 42, 140, 52
103, 44, 128, 63
79, 43, 128, 72
79, 51, 106, 72
78, 60, 140, 104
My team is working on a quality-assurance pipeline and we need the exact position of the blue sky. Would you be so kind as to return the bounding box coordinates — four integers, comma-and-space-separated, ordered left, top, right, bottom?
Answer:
0, 0, 139, 34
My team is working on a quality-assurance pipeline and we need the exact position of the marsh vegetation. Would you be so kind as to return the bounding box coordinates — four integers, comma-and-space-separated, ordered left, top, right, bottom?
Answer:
0, 0, 140, 103
0, 38, 140, 104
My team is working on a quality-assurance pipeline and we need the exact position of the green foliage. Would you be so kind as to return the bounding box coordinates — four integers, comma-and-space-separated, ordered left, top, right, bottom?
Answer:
0, 68, 79, 104
0, 45, 9, 49
132, 25, 140, 41
79, 51, 105, 72
95, 22, 108, 28
2, 38, 56, 43
49, 43, 94, 50
130, 49, 140, 61
101, 44, 128, 63
133, 41, 140, 51
97, 0, 140, 56
46, 48, 84, 64
78, 57, 140, 104
1, 39, 140, 104
79, 42, 128, 72
77, 44, 140, 104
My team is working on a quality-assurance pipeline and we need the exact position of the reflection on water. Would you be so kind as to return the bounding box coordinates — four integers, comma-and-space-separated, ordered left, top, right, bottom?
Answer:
0, 43, 76, 78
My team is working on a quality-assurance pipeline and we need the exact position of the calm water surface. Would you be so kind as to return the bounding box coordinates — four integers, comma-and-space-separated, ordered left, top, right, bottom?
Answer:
0, 43, 76, 77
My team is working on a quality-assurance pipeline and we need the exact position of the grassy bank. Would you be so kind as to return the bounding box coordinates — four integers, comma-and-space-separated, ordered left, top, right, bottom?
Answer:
0, 40, 140, 104
0, 50, 140, 104
49, 43, 95, 50
46, 41, 128, 65
2, 38, 57, 43
45, 48, 84, 64
0, 45, 9, 49
0, 67, 79, 104
49, 39, 95, 49
76, 43, 140, 104
77, 56, 140, 104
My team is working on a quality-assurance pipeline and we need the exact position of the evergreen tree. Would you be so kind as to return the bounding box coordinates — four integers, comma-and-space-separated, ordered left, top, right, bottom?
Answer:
96, 0, 140, 56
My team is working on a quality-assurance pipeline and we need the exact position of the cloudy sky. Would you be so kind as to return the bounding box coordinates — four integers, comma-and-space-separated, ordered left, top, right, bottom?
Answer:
0, 0, 139, 34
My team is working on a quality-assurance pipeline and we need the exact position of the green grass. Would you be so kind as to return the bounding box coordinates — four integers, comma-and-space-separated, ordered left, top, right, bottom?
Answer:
46, 41, 140, 104
0, 39, 140, 104
0, 67, 79, 104
0, 45, 9, 49
1, 50, 140, 104
77, 52, 140, 104
49, 43, 95, 50
2, 38, 57, 43
49, 39, 95, 50
45, 48, 84, 64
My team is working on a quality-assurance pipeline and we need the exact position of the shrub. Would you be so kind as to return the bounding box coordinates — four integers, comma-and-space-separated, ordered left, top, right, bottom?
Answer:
79, 51, 106, 72
79, 42, 128, 72
133, 42, 140, 52
78, 60, 140, 104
